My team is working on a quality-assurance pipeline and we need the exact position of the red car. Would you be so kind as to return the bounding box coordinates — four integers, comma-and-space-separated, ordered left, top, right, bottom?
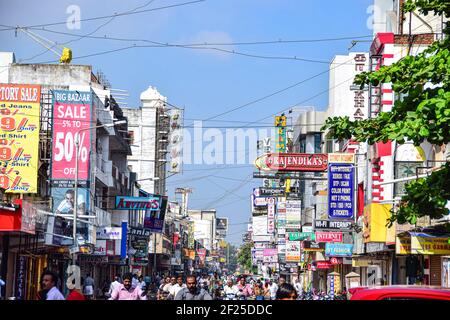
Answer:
349, 285, 450, 300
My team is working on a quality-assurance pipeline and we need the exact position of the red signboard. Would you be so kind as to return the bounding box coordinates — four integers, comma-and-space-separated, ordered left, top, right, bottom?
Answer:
254, 153, 328, 172
0, 199, 35, 234
315, 232, 343, 243
316, 261, 334, 269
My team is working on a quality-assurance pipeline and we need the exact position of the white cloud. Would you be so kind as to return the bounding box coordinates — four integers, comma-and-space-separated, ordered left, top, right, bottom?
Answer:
182, 30, 234, 60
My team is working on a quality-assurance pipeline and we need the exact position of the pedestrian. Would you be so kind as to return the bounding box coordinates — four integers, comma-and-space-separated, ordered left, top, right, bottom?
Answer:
254, 281, 265, 301
223, 278, 239, 299
39, 271, 65, 300
66, 287, 85, 300
174, 275, 212, 300
268, 279, 278, 300
107, 275, 121, 298
294, 277, 303, 296
0, 276, 5, 300
169, 276, 186, 299
131, 274, 139, 289
109, 273, 147, 300
138, 275, 147, 291
83, 273, 95, 300
263, 280, 271, 300
276, 283, 298, 300
157, 276, 171, 300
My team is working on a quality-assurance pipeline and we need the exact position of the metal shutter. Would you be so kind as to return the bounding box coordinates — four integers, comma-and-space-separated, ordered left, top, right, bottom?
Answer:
430, 256, 441, 286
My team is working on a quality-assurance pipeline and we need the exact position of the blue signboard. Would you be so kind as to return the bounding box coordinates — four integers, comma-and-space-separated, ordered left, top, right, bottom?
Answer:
325, 243, 353, 257
115, 195, 161, 211
328, 163, 354, 219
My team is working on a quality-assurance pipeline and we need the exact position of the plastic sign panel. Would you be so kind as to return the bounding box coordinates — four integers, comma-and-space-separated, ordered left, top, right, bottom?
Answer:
286, 200, 301, 229
254, 153, 328, 172
288, 232, 315, 241
115, 196, 161, 211
410, 235, 450, 255
285, 240, 301, 262
0, 84, 41, 193
51, 90, 92, 181
315, 220, 353, 230
315, 232, 343, 243
328, 163, 355, 219
325, 243, 353, 257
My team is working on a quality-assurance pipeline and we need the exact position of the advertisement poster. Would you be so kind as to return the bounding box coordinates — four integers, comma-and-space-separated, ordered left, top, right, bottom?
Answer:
285, 240, 301, 262
263, 248, 278, 263
252, 215, 269, 236
315, 232, 343, 243
46, 187, 90, 246
51, 90, 92, 181
328, 163, 354, 219
129, 229, 150, 266
0, 84, 41, 193
286, 200, 301, 228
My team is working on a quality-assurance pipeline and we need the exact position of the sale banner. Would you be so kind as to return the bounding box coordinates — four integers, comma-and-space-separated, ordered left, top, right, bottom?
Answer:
51, 90, 92, 181
0, 84, 41, 193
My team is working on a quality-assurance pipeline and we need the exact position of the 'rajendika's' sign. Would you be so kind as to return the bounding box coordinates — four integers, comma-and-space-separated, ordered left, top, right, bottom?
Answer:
254, 153, 328, 172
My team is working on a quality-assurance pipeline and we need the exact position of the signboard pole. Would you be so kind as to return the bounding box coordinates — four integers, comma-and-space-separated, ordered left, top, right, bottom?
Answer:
72, 138, 80, 266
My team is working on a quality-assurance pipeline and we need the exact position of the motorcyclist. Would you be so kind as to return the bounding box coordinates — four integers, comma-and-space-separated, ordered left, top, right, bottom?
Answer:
236, 276, 253, 299
223, 278, 239, 300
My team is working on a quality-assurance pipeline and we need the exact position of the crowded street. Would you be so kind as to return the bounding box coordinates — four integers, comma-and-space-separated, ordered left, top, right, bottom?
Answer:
1, 0, 450, 305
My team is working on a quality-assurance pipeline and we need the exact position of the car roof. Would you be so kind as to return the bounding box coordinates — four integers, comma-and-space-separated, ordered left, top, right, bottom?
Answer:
350, 286, 450, 300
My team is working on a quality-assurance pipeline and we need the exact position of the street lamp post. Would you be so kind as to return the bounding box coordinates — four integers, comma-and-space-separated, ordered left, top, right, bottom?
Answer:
72, 120, 126, 266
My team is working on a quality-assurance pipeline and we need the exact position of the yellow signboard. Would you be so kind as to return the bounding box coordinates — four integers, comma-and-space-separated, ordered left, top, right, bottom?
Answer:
363, 203, 393, 243
0, 84, 40, 193
275, 116, 286, 127
411, 236, 450, 255
395, 236, 411, 255
328, 153, 355, 164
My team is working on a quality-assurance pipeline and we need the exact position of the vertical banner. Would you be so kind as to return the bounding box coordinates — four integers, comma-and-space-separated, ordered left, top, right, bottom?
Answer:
120, 221, 128, 259
168, 108, 183, 173
0, 84, 41, 193
328, 153, 355, 219
51, 90, 92, 181
275, 115, 286, 153
49, 90, 94, 246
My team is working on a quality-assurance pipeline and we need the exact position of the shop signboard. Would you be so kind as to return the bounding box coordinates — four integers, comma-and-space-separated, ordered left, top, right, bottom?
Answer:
0, 84, 41, 193
254, 153, 328, 172
325, 243, 353, 257
395, 236, 411, 255
302, 226, 314, 233
96, 227, 122, 240
258, 188, 285, 197
302, 241, 325, 252
263, 248, 278, 263
328, 163, 354, 219
288, 232, 315, 241
315, 232, 343, 243
315, 220, 353, 230
253, 215, 269, 236
285, 240, 301, 262
410, 234, 450, 255
142, 192, 168, 233
286, 200, 301, 229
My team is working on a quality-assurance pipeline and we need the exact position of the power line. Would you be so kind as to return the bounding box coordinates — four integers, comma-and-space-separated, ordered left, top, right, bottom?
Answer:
0, 0, 207, 31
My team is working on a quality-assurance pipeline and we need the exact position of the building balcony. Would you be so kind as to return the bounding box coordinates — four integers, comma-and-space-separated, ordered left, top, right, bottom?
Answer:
95, 157, 114, 187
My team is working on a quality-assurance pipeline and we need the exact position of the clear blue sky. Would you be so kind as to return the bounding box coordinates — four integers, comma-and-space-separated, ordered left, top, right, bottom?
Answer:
0, 0, 373, 245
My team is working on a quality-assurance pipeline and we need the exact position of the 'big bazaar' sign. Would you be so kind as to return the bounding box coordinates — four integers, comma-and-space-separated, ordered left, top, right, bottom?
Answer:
254, 153, 328, 172
315, 232, 343, 243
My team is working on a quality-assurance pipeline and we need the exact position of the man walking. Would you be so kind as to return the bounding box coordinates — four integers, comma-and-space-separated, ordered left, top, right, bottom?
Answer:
174, 275, 212, 300
40, 271, 65, 300
83, 273, 95, 300
109, 273, 147, 300
168, 276, 186, 299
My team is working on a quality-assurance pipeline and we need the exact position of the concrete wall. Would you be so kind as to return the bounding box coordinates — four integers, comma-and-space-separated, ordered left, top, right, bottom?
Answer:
9, 64, 92, 86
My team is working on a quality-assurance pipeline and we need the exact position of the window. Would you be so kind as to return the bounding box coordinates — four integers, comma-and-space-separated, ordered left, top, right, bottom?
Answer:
394, 162, 423, 196
314, 133, 322, 153
299, 136, 306, 153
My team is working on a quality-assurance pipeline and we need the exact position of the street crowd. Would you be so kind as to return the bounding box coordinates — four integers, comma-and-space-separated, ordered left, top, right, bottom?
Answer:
32, 270, 347, 300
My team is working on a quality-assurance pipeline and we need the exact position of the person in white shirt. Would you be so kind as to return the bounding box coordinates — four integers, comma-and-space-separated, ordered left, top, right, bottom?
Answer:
169, 276, 186, 299
223, 279, 239, 299
268, 279, 278, 300
131, 274, 139, 289
294, 277, 303, 295
108, 275, 121, 297
40, 271, 65, 300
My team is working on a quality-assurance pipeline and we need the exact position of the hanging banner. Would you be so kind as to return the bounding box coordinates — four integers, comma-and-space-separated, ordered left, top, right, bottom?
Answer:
328, 163, 355, 219
0, 84, 41, 193
138, 190, 167, 233
51, 90, 92, 181
395, 236, 411, 255
275, 115, 287, 153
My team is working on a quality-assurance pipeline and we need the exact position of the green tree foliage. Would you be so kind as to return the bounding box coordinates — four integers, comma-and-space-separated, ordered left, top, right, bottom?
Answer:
236, 242, 253, 272
321, 0, 450, 225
